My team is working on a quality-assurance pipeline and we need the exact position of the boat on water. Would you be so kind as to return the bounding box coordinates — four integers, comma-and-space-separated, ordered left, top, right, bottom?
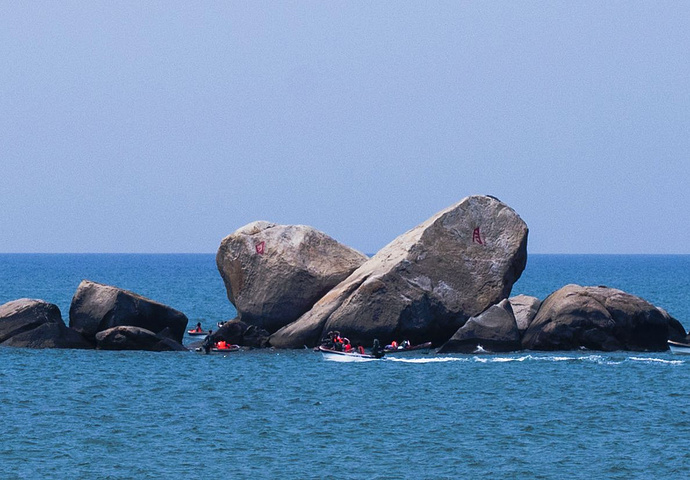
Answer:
187, 330, 207, 336
383, 341, 432, 354
212, 345, 240, 353
668, 340, 690, 354
318, 346, 383, 362
194, 344, 241, 353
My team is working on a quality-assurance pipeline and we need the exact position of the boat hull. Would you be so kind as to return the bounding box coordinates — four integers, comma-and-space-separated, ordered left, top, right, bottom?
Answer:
383, 342, 432, 355
668, 340, 690, 354
318, 346, 380, 362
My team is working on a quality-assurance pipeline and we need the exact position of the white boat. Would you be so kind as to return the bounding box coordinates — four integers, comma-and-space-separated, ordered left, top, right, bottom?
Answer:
318, 346, 382, 362
668, 340, 690, 354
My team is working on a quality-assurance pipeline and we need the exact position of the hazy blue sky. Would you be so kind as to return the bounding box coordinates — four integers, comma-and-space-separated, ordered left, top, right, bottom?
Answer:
1, 2, 688, 254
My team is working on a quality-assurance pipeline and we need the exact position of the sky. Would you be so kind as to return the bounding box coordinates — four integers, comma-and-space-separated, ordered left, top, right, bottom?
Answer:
1, 1, 689, 254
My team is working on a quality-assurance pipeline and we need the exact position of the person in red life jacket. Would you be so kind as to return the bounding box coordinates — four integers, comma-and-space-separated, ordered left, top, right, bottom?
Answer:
194, 322, 203, 333
357, 344, 365, 355
334, 333, 344, 351
216, 339, 228, 350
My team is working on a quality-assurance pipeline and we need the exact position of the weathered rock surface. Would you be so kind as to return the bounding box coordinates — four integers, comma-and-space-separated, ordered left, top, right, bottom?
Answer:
437, 299, 521, 353
69, 280, 188, 343
212, 319, 270, 348
522, 284, 686, 351
509, 295, 542, 333
95, 326, 188, 351
270, 195, 529, 348
216, 222, 368, 333
0, 299, 92, 349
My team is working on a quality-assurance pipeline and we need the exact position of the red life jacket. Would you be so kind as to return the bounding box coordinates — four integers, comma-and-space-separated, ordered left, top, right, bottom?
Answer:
358, 346, 365, 354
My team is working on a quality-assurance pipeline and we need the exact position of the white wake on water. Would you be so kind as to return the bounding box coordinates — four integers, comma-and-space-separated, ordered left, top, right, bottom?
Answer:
385, 354, 687, 365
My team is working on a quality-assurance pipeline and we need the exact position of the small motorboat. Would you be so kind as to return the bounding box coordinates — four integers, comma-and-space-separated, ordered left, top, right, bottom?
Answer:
383, 341, 433, 355
318, 346, 383, 362
668, 340, 690, 354
187, 330, 208, 336
212, 344, 240, 353
194, 344, 240, 353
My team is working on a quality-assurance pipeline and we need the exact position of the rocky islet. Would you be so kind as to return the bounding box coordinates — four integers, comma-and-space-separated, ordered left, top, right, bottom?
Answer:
0, 195, 687, 353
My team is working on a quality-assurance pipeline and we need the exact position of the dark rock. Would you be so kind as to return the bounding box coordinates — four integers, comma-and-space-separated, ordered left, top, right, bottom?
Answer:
211, 318, 270, 348
0, 298, 92, 349
437, 299, 521, 353
216, 222, 368, 334
69, 280, 188, 343
95, 326, 188, 351
522, 284, 683, 351
509, 295, 542, 333
270, 195, 528, 348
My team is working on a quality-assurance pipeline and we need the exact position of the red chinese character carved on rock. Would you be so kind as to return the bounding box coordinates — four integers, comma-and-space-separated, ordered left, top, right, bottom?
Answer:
472, 227, 483, 245
255, 241, 265, 255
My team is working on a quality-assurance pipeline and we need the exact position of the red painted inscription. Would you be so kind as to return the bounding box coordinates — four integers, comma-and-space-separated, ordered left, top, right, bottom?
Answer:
472, 227, 483, 245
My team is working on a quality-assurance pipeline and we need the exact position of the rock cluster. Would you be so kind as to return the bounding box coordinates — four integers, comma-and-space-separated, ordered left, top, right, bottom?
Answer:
521, 284, 686, 351
69, 280, 188, 344
0, 299, 91, 349
5, 194, 688, 354
1, 282, 188, 352
269, 195, 529, 348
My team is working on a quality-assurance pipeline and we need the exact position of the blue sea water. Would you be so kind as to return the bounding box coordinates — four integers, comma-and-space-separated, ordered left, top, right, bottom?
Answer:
1, 254, 690, 479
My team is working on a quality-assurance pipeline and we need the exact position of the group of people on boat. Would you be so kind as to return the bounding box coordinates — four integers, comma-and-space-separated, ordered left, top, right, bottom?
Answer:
385, 339, 411, 351
321, 331, 366, 354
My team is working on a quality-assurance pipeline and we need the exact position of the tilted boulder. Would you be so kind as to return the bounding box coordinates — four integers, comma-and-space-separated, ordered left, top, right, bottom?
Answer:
270, 195, 529, 348
437, 299, 521, 353
522, 284, 687, 351
95, 326, 188, 351
212, 319, 270, 348
216, 221, 368, 334
69, 280, 188, 343
0, 299, 92, 349
509, 294, 542, 334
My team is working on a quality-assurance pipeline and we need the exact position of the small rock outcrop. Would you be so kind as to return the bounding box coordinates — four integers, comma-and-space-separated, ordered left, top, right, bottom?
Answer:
212, 319, 270, 348
95, 326, 188, 351
437, 299, 521, 353
69, 280, 188, 343
509, 295, 542, 333
522, 284, 686, 351
270, 195, 529, 348
216, 222, 368, 334
0, 299, 92, 349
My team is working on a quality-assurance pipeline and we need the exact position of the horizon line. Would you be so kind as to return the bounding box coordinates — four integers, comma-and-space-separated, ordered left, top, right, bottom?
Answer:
1, 252, 690, 256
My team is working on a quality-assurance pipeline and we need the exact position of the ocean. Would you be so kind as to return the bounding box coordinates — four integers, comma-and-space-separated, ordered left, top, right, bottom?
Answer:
1, 254, 690, 479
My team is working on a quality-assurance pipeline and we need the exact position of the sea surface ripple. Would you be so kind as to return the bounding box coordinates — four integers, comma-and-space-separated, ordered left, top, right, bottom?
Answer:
1, 254, 690, 478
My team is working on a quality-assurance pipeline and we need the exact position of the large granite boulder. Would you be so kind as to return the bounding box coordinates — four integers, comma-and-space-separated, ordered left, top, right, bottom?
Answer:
0, 299, 92, 349
95, 326, 188, 351
522, 284, 687, 351
69, 280, 188, 343
216, 221, 368, 333
270, 195, 529, 348
437, 299, 521, 353
509, 294, 542, 334
212, 319, 270, 348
